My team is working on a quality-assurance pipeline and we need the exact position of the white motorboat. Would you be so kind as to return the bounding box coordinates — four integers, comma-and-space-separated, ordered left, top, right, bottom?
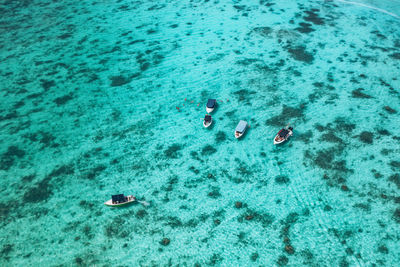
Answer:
235, 120, 248, 139
104, 194, 136, 207
274, 126, 293, 145
203, 114, 212, 128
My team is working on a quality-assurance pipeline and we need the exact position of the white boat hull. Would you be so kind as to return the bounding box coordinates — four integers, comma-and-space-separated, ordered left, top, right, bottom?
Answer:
273, 135, 285, 145
235, 131, 245, 139
203, 118, 212, 128
206, 107, 214, 113
273, 131, 293, 145
104, 195, 136, 206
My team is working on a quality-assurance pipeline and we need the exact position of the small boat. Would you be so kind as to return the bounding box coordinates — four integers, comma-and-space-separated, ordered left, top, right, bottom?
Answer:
206, 99, 217, 113
235, 120, 248, 139
104, 194, 136, 207
274, 126, 293, 145
203, 114, 212, 128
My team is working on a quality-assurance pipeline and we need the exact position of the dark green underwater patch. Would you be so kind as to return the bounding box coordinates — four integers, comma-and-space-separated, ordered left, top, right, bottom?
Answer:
384, 106, 397, 114
251, 252, 259, 261
377, 129, 390, 135
286, 46, 314, 64
266, 104, 305, 126
202, 145, 217, 156
0, 145, 26, 170
54, 93, 73, 106
389, 53, 400, 59
105, 216, 129, 238
238, 208, 274, 227
164, 144, 183, 159
303, 9, 325, 25
233, 89, 256, 103
215, 131, 226, 143
48, 164, 74, 178
378, 245, 389, 254
208, 253, 223, 266
390, 161, 400, 169
275, 175, 290, 184
0, 111, 18, 121
295, 22, 314, 33
1, 244, 13, 258
359, 131, 373, 144
351, 88, 372, 99
136, 209, 148, 219
393, 208, 400, 223
86, 165, 106, 180
305, 146, 352, 179
0, 202, 17, 222
23, 177, 52, 203
40, 79, 55, 90
253, 26, 273, 37
277, 255, 288, 266
110, 75, 131, 87
388, 174, 400, 189
207, 186, 221, 199
296, 130, 313, 144
320, 132, 343, 144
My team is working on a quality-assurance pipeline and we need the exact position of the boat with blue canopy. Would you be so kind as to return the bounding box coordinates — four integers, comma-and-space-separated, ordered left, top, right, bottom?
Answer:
206, 99, 216, 113
235, 120, 248, 139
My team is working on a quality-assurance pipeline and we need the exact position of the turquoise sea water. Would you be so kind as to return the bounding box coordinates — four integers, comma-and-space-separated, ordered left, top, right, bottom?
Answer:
1, 0, 400, 265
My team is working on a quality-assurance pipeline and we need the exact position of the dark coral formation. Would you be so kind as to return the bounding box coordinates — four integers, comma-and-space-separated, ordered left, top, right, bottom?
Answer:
53, 93, 73, 106
286, 46, 314, 63
266, 104, 306, 126
384, 106, 397, 114
295, 22, 314, 34
215, 131, 226, 143
238, 207, 275, 227
23, 177, 52, 203
275, 175, 290, 184
359, 131, 373, 144
160, 238, 170, 246
0, 146, 25, 170
201, 145, 217, 156
164, 144, 183, 159
303, 9, 325, 25
388, 174, 400, 189
235, 201, 243, 209
351, 88, 372, 98
110, 75, 131, 87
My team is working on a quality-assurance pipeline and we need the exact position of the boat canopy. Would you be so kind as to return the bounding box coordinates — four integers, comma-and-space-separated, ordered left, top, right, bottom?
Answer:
235, 120, 247, 133
279, 129, 289, 137
205, 115, 212, 122
112, 194, 126, 203
206, 99, 216, 108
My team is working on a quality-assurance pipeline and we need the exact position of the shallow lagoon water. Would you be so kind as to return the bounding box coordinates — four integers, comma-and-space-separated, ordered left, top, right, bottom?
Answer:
0, 0, 400, 265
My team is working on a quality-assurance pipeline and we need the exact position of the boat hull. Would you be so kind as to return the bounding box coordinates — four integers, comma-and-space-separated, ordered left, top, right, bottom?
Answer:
273, 131, 293, 145
104, 195, 136, 206
206, 107, 214, 113
235, 131, 245, 139
203, 119, 212, 128
273, 135, 285, 145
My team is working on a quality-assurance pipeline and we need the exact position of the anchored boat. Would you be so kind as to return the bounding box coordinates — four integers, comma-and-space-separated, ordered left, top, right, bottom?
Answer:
104, 194, 136, 207
235, 120, 248, 139
274, 126, 293, 145
203, 114, 212, 128
206, 99, 216, 113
